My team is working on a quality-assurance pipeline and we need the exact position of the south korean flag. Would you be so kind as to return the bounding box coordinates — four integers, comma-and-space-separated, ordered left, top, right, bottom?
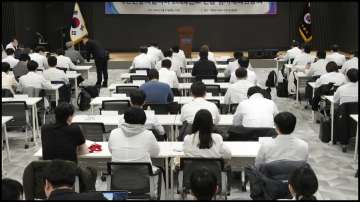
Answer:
70, 2, 88, 44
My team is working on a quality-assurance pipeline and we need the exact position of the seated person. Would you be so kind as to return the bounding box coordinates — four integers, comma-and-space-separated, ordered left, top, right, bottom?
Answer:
180, 81, 220, 125
192, 50, 218, 81
340, 50, 358, 74
65, 41, 85, 64
2, 178, 23, 200
305, 50, 328, 77
171, 45, 186, 71
131, 46, 154, 69
56, 49, 76, 70
224, 67, 254, 104
18, 60, 53, 92
233, 86, 278, 128
224, 51, 254, 78
325, 44, 346, 67
2, 48, 19, 68
43, 56, 69, 84
314, 61, 346, 88
156, 49, 181, 77
158, 59, 179, 89
29, 46, 48, 70
255, 112, 309, 168
43, 159, 106, 200
139, 68, 174, 104
292, 43, 316, 66
147, 42, 164, 64
13, 53, 30, 81
41, 103, 88, 163
277, 40, 302, 63
288, 164, 318, 200
183, 109, 231, 159
196, 44, 216, 62
229, 56, 257, 84
333, 68, 358, 105
190, 167, 218, 200
2, 62, 18, 95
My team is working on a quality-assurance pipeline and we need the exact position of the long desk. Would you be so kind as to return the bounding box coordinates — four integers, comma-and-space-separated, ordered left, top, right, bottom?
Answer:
71, 65, 93, 80
350, 114, 358, 162
45, 84, 64, 106
119, 72, 226, 83
294, 72, 312, 103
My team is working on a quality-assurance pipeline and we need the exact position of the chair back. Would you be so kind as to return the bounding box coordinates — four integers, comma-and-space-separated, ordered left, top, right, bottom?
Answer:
130, 75, 149, 83
115, 86, 139, 96
2, 101, 28, 127
205, 84, 221, 96
22, 87, 45, 98
143, 102, 179, 114
51, 81, 71, 103
227, 126, 277, 141
2, 88, 14, 97
229, 103, 238, 114
334, 102, 358, 144
206, 99, 220, 109
73, 122, 106, 141
101, 100, 130, 114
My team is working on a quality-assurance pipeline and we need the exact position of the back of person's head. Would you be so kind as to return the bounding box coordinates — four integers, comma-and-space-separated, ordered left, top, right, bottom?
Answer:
56, 49, 65, 56
163, 49, 173, 58
2, 178, 23, 200
172, 45, 180, 53
19, 53, 31, 62
326, 61, 338, 73
200, 44, 209, 52
192, 109, 214, 149
162, 59, 172, 69
55, 103, 74, 124
234, 51, 243, 59
235, 67, 247, 79
247, 86, 263, 98
43, 160, 77, 192
346, 69, 358, 83
27, 60, 39, 71
190, 167, 217, 200
316, 50, 326, 59
291, 40, 299, 47
191, 81, 206, 97
34, 46, 45, 53
130, 89, 146, 106
47, 56, 57, 67
288, 164, 318, 200
5, 48, 15, 56
199, 50, 208, 60
331, 44, 339, 52
124, 107, 146, 125
148, 68, 159, 80
238, 56, 249, 68
2, 62, 11, 73
303, 44, 311, 54
274, 112, 296, 134
65, 41, 73, 49
140, 46, 148, 54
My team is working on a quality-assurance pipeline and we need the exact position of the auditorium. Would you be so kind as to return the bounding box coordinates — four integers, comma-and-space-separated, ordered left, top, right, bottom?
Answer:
2, 1, 358, 200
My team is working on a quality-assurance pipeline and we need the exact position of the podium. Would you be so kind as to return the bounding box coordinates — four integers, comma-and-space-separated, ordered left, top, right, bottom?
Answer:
177, 26, 194, 58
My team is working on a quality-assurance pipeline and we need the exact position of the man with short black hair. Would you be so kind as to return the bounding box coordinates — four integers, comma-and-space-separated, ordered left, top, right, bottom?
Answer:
56, 49, 76, 70
18, 60, 52, 92
278, 40, 302, 63
43, 56, 69, 84
229, 56, 257, 84
340, 50, 358, 74
2, 48, 19, 68
334, 68, 358, 105
29, 46, 48, 70
13, 53, 30, 81
2, 62, 18, 94
158, 59, 179, 89
2, 178, 23, 200
171, 45, 186, 69
131, 46, 154, 69
224, 67, 254, 104
306, 50, 328, 77
293, 44, 316, 66
6, 38, 18, 50
192, 50, 218, 81
190, 167, 218, 200
156, 49, 181, 77
326, 44, 346, 67
255, 112, 309, 167
315, 61, 346, 88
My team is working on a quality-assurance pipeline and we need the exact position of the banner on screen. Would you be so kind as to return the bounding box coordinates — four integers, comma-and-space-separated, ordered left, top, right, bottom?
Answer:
105, 2, 277, 15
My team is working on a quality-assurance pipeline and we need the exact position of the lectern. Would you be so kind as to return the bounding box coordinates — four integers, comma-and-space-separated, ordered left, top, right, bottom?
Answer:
177, 26, 194, 58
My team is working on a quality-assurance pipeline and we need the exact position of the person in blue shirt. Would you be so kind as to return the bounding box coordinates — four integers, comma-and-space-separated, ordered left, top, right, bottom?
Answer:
139, 68, 174, 104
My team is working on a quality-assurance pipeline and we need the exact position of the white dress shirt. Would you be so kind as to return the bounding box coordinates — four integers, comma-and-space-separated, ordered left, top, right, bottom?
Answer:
224, 79, 254, 104
255, 135, 309, 167
43, 67, 69, 84
340, 57, 358, 74
229, 69, 257, 84
131, 53, 154, 69
179, 50, 186, 58
155, 57, 181, 77
333, 82, 358, 105
5, 42, 16, 50
158, 68, 179, 89
233, 93, 278, 128
306, 59, 328, 77
147, 46, 164, 64
2, 55, 19, 69
172, 52, 186, 69
29, 52, 48, 70
2, 72, 18, 94
56, 55, 75, 70
292, 52, 316, 66
180, 97, 220, 124
326, 52, 346, 67
183, 132, 232, 159
224, 60, 254, 78
18, 71, 53, 91
283, 47, 302, 62
314, 72, 347, 88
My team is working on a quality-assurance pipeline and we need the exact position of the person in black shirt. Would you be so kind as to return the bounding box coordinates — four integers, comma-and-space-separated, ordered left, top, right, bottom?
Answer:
192, 50, 218, 81
82, 36, 109, 87
41, 103, 88, 163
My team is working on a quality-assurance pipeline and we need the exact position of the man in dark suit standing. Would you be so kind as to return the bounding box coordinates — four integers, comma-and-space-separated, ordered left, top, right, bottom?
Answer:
82, 36, 109, 87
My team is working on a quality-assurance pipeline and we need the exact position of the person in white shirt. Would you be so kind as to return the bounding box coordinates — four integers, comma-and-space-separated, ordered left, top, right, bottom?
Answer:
197, 44, 216, 62
255, 112, 309, 168
2, 48, 19, 69
5, 38, 18, 50
224, 51, 254, 78
29, 46, 48, 70
183, 109, 231, 159
325, 44, 346, 67
171, 45, 186, 69
306, 50, 328, 77
158, 59, 179, 89
2, 62, 18, 94
278, 40, 302, 63
292, 44, 316, 66
233, 86, 278, 128
180, 81, 220, 124
340, 50, 358, 74
314, 61, 347, 88
333, 68, 358, 105
43, 56, 69, 84
55, 49, 75, 71
229, 56, 257, 84
131, 46, 154, 70
18, 60, 53, 92
224, 67, 254, 104
2, 45, 6, 59
147, 42, 164, 64
288, 163, 318, 200
156, 49, 181, 77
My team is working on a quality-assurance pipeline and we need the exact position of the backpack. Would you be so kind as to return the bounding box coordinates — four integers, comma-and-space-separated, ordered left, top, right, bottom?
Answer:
77, 89, 91, 111
83, 86, 100, 98
265, 70, 277, 87
276, 79, 289, 97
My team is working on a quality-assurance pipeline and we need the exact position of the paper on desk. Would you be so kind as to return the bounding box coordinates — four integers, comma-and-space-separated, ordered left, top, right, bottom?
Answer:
173, 143, 183, 152
86, 140, 95, 146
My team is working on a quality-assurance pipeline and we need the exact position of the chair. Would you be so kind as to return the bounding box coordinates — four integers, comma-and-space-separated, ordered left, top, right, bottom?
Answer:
51, 81, 72, 103
129, 68, 150, 74
227, 126, 277, 141
2, 101, 32, 148
206, 99, 221, 110
2, 88, 14, 97
229, 103, 238, 114
22, 87, 48, 125
143, 102, 180, 115
100, 100, 130, 115
115, 86, 139, 96
73, 122, 106, 141
334, 102, 358, 151
105, 162, 162, 200
130, 75, 149, 83
178, 158, 227, 200
205, 84, 221, 96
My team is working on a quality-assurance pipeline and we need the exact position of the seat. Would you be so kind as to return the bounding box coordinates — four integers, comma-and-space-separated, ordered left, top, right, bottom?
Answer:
51, 81, 72, 103
178, 158, 227, 200
115, 86, 139, 96
105, 162, 162, 200
334, 102, 358, 150
227, 125, 277, 141
22, 86, 49, 125
143, 102, 179, 115
205, 84, 221, 96
2, 101, 32, 149
2, 88, 14, 97
100, 100, 130, 115
129, 68, 150, 74
72, 122, 106, 141
130, 75, 149, 83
